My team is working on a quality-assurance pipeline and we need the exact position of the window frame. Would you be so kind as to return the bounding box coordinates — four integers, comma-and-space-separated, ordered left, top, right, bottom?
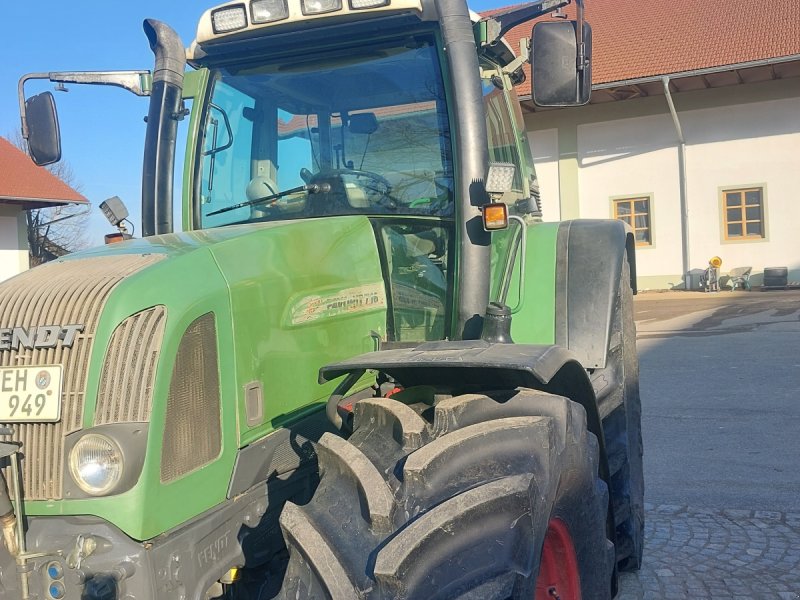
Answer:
611, 194, 654, 248
719, 184, 768, 243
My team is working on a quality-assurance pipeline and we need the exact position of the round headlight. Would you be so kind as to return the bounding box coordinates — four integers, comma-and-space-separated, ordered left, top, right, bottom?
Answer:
68, 434, 124, 495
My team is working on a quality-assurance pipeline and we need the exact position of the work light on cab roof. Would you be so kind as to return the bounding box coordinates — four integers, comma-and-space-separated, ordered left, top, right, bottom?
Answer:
204, 0, 408, 39
252, 0, 290, 23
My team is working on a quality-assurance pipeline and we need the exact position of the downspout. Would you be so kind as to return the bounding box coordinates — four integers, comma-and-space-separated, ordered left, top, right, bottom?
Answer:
662, 76, 690, 285
435, 0, 491, 339
141, 20, 186, 237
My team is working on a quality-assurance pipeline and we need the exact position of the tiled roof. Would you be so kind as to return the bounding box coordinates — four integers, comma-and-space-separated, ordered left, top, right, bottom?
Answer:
492, 0, 800, 97
0, 136, 87, 207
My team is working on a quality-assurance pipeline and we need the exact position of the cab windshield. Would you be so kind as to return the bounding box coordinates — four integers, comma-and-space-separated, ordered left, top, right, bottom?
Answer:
197, 36, 453, 228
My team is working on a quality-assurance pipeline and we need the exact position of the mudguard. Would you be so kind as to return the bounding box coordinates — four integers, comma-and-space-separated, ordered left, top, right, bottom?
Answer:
555, 219, 636, 369
319, 340, 608, 482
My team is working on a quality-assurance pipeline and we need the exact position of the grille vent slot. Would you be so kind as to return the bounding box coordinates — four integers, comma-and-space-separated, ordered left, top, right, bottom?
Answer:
0, 254, 163, 499
95, 306, 167, 424
161, 313, 221, 483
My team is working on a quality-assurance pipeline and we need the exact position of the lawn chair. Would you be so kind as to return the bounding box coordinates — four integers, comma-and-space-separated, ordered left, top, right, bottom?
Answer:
728, 266, 752, 291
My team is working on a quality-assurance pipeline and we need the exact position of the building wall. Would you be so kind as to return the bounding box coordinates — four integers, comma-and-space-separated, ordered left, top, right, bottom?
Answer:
683, 98, 799, 285
526, 76, 800, 290
529, 128, 561, 222
0, 205, 28, 282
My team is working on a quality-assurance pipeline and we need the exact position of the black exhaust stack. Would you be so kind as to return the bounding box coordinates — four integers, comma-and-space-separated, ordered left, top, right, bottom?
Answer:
434, 0, 492, 340
141, 19, 186, 237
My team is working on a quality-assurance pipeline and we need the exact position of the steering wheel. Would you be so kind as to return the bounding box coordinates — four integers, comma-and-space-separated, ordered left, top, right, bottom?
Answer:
308, 168, 396, 209
314, 168, 390, 189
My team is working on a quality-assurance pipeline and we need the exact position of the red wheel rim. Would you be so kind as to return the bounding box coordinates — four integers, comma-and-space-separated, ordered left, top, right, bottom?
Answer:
534, 518, 581, 600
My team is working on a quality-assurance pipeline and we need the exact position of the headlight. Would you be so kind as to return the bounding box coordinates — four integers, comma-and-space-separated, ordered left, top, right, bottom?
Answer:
349, 0, 390, 8
301, 0, 342, 15
251, 0, 289, 23
68, 434, 124, 496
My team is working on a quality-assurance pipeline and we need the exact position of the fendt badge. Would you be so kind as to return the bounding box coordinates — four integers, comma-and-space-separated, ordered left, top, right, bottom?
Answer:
0, 325, 85, 351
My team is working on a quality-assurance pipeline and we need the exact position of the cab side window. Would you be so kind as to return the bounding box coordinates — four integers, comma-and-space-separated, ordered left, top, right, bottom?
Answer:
482, 79, 524, 193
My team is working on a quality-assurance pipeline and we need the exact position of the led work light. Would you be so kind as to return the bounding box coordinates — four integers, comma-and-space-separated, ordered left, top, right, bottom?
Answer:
483, 162, 515, 231
485, 162, 516, 195
211, 5, 248, 33
99, 196, 129, 227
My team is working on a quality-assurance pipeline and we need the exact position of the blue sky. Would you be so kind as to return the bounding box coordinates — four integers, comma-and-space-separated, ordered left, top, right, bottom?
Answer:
1, 0, 509, 246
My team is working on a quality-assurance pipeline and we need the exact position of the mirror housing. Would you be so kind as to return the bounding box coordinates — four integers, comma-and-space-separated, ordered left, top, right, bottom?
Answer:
348, 112, 378, 135
531, 20, 592, 107
24, 92, 62, 166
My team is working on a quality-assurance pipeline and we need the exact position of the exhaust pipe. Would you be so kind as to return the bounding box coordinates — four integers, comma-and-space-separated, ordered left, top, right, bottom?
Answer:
141, 19, 186, 237
434, 0, 491, 339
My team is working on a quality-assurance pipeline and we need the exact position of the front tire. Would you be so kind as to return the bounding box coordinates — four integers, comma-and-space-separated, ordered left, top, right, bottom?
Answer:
276, 390, 615, 599
591, 255, 644, 571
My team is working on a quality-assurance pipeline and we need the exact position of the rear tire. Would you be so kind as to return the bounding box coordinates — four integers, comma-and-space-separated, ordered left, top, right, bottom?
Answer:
275, 390, 615, 599
591, 255, 644, 571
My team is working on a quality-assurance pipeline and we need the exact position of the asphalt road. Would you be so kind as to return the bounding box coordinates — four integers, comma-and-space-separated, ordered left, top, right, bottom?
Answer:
616, 289, 800, 598
634, 289, 800, 512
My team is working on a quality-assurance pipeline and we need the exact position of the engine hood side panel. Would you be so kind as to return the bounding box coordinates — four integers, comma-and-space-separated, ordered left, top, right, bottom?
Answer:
208, 216, 387, 444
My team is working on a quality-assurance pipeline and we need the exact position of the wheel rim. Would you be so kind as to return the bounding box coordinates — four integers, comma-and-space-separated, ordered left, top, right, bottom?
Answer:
534, 518, 581, 600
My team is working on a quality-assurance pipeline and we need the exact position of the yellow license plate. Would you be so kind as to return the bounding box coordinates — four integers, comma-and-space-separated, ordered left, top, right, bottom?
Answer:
0, 366, 63, 423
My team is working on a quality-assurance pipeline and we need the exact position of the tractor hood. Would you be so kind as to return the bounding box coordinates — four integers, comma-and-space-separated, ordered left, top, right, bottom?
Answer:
0, 215, 386, 540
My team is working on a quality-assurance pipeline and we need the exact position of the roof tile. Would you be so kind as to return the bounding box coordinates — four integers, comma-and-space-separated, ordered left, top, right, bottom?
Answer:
0, 136, 86, 205
489, 0, 800, 96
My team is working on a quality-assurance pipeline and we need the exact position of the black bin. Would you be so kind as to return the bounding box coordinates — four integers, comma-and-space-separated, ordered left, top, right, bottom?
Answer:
762, 267, 788, 289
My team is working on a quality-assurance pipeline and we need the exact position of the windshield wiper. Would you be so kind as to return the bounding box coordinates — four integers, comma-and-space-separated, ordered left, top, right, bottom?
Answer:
206, 183, 331, 217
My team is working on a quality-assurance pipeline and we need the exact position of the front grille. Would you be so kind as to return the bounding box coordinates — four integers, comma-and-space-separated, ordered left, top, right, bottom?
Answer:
0, 254, 163, 500
95, 306, 167, 424
161, 313, 221, 483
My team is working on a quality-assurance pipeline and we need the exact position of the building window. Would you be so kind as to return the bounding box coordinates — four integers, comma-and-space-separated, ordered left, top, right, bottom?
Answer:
613, 197, 651, 246
723, 187, 764, 239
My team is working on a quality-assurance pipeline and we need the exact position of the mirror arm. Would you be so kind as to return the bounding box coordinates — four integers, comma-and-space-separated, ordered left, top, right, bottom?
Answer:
18, 71, 152, 139
574, 0, 589, 103
482, 0, 571, 44
575, 0, 586, 71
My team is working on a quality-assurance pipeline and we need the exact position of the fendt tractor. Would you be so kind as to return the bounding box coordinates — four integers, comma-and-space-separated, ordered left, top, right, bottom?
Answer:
0, 0, 643, 597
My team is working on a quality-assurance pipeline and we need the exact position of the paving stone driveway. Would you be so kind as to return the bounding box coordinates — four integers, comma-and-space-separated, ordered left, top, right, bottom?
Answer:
616, 504, 800, 599
617, 292, 800, 598
617, 505, 800, 600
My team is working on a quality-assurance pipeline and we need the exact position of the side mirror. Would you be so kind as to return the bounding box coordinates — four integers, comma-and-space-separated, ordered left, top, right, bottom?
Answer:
25, 91, 62, 166
348, 113, 378, 135
531, 20, 592, 107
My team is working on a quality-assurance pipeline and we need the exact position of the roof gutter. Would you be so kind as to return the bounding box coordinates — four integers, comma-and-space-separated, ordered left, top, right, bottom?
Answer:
661, 76, 691, 287
519, 53, 800, 101
0, 196, 88, 207
592, 53, 800, 90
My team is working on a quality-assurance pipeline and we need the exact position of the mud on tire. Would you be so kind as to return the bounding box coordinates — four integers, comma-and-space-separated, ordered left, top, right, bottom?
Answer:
275, 389, 615, 599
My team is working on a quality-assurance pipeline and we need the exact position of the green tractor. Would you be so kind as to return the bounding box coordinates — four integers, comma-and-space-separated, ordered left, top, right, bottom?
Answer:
1, 0, 642, 597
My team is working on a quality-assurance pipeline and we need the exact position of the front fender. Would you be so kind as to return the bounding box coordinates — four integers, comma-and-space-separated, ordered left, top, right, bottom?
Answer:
555, 219, 636, 369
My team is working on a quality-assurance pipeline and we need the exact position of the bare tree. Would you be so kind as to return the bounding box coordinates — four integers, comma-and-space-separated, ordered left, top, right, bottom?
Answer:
9, 131, 90, 266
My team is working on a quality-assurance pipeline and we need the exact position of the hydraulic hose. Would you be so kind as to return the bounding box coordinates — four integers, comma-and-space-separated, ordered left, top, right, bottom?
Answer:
0, 473, 18, 556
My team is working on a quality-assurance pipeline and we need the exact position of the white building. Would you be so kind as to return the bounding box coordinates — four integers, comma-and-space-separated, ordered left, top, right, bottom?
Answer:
0, 136, 87, 282
506, 0, 800, 289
